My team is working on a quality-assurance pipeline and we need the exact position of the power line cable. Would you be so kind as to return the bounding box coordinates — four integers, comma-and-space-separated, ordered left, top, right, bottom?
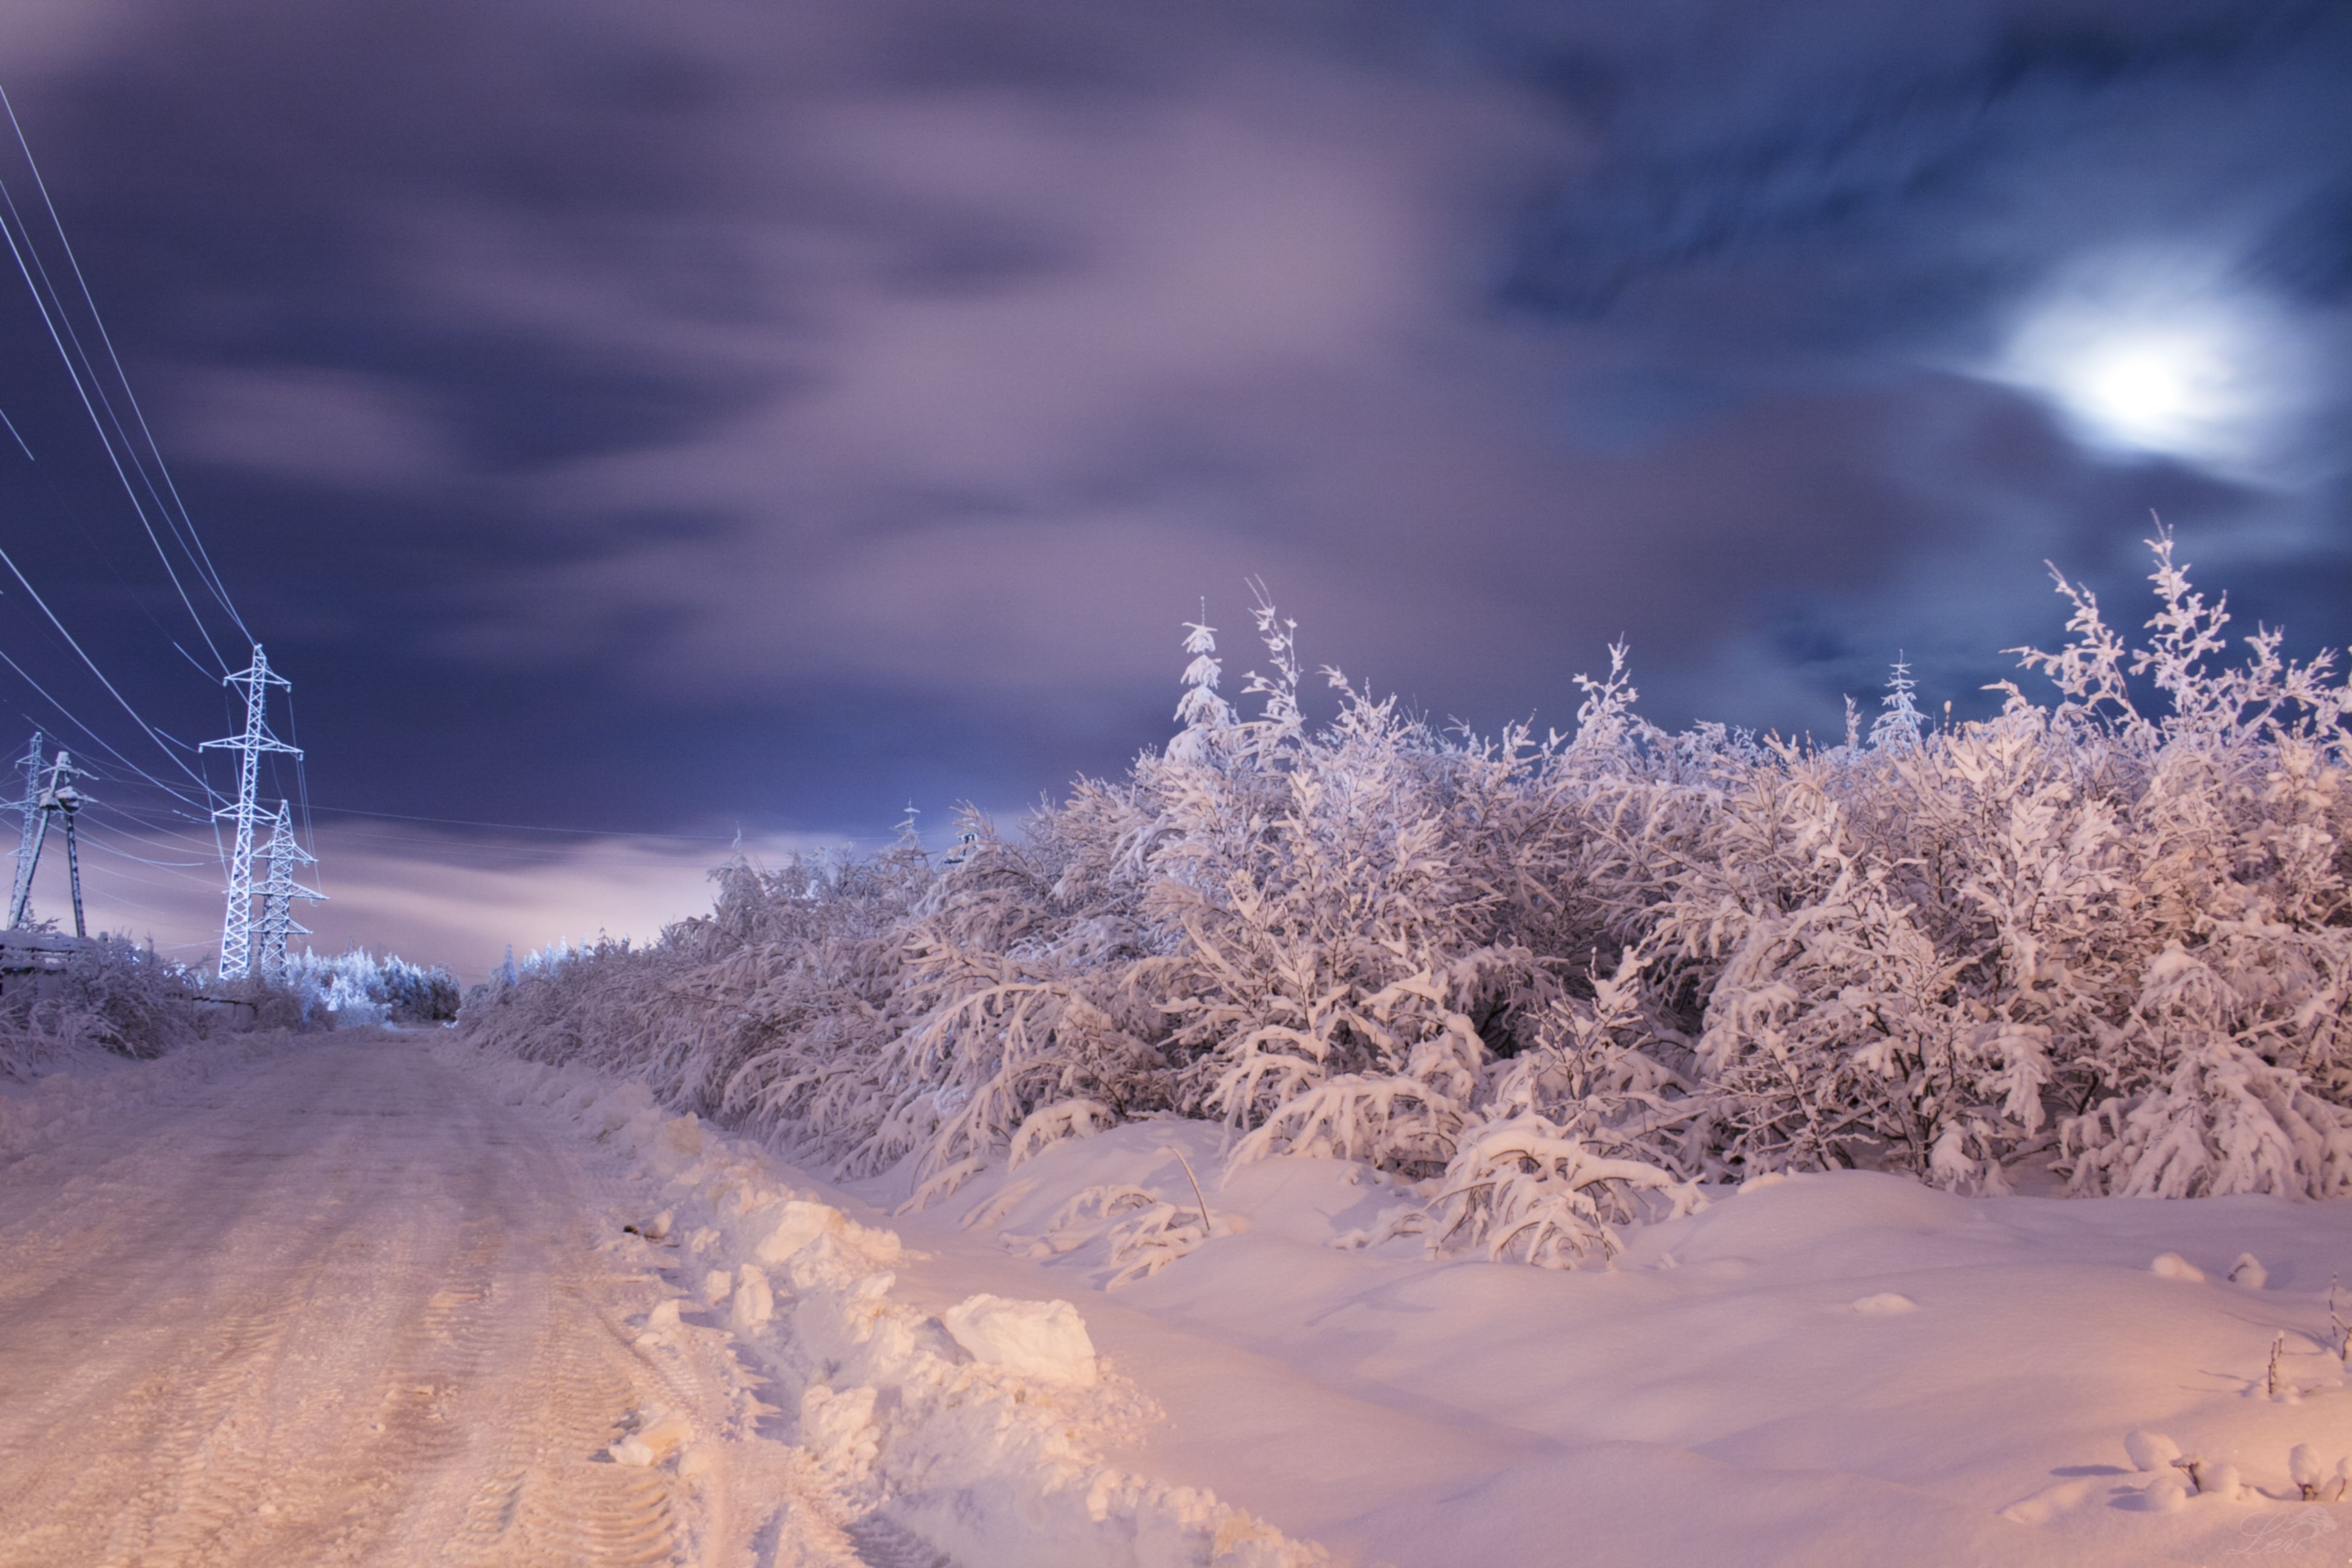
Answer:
0, 84, 248, 648
0, 621, 215, 811
0, 191, 230, 675
71, 826, 215, 869
302, 802, 742, 840
2, 410, 237, 669
286, 688, 316, 867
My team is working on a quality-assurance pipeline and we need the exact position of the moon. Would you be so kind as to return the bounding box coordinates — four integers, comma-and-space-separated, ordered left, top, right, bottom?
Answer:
1991, 252, 2308, 480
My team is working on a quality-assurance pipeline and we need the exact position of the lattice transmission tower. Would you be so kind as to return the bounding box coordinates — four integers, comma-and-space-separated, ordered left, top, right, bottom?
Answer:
7, 740, 89, 935
255, 800, 325, 983
202, 646, 301, 981
6, 732, 42, 929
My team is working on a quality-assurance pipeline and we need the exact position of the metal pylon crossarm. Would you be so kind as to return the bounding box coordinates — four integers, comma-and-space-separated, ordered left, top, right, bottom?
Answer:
201, 645, 302, 982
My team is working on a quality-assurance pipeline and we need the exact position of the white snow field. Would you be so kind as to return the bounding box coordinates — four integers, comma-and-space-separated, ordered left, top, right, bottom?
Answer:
17, 1033, 2352, 1567
873, 1123, 2352, 1568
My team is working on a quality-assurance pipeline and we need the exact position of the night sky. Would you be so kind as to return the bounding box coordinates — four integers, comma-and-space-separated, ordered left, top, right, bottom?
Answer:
2, 0, 2348, 975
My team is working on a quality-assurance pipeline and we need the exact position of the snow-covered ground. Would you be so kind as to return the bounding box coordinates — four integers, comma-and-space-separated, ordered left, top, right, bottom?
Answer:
860, 1122, 2352, 1567
0, 1036, 1319, 1567
0, 1035, 809, 1566
11, 1036, 2352, 1566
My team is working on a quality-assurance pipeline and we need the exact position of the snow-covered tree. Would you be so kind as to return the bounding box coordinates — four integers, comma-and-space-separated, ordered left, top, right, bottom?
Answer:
1168, 612, 1235, 765
1869, 655, 1925, 752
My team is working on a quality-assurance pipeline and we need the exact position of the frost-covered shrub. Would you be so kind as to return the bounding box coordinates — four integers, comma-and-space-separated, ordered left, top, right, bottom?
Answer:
378, 958, 462, 1023
280, 946, 462, 1027
212, 970, 309, 1033
0, 936, 199, 1076
463, 843, 937, 1144
459, 531, 2352, 1264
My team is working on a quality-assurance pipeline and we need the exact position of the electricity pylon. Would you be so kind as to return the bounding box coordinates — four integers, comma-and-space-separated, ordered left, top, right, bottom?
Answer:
6, 732, 41, 929
201, 646, 301, 981
255, 800, 324, 983
6, 747, 90, 935
39, 751, 88, 938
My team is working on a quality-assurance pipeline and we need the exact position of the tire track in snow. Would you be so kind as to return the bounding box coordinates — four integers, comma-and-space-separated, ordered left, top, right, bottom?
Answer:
0, 1037, 825, 1567
441, 1280, 681, 1567
0, 1062, 374, 1564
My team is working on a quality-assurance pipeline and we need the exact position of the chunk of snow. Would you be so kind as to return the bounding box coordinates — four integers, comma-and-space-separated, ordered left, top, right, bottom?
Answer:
729, 1264, 774, 1332
2125, 1429, 2181, 1472
754, 1200, 841, 1267
608, 1436, 656, 1466
636, 1411, 693, 1460
2151, 1252, 2204, 1282
2227, 1252, 2267, 1289
940, 1294, 1099, 1387
1850, 1292, 1918, 1314
658, 1114, 704, 1160
2200, 1461, 2243, 1501
800, 1385, 880, 1482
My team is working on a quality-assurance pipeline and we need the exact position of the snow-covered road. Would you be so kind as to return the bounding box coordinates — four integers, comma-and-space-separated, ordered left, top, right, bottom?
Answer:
0, 1038, 800, 1567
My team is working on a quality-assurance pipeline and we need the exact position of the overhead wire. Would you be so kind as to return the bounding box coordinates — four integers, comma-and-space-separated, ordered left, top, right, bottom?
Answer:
302, 802, 740, 840
0, 82, 248, 652
70, 825, 215, 869
0, 622, 215, 812
0, 189, 230, 675
0, 88, 247, 927
286, 688, 316, 863
5, 418, 235, 671
308, 826, 729, 867
0, 117, 282, 961
81, 812, 230, 859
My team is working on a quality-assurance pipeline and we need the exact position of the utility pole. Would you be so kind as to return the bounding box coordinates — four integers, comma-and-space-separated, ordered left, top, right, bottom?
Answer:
6, 731, 41, 929
201, 645, 300, 981
254, 800, 324, 983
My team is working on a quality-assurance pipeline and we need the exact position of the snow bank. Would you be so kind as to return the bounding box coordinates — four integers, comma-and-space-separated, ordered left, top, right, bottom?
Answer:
464, 1050, 1330, 1568
866, 1120, 2352, 1568
0, 1032, 296, 1158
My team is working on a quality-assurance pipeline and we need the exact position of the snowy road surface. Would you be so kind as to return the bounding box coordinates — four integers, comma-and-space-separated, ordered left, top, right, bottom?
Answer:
0, 1039, 802, 1567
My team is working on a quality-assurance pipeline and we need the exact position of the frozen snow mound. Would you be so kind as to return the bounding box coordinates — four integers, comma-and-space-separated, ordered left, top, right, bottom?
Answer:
941, 1293, 1100, 1387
